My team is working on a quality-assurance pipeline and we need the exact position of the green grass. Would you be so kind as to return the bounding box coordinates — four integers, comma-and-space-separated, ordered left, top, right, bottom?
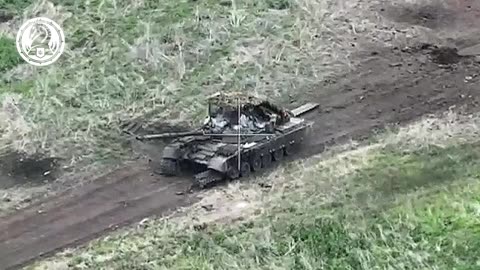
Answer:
0, 0, 34, 14
353, 144, 480, 201
31, 137, 480, 270
0, 80, 34, 95
0, 36, 21, 72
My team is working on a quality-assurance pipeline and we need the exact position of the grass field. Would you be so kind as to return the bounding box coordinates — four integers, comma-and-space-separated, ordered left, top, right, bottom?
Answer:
29, 112, 480, 270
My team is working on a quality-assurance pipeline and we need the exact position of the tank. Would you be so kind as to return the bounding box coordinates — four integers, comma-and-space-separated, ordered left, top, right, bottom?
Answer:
129, 92, 318, 188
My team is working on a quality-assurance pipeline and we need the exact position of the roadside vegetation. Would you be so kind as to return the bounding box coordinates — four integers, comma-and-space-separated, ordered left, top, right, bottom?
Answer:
0, 36, 20, 73
30, 112, 480, 270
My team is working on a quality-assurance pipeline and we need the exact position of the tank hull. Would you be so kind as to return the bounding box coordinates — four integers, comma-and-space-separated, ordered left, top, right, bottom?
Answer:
157, 117, 313, 188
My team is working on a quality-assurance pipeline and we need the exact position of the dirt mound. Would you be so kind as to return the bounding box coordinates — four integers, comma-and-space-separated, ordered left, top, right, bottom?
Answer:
429, 46, 462, 65
0, 152, 58, 189
400, 43, 465, 65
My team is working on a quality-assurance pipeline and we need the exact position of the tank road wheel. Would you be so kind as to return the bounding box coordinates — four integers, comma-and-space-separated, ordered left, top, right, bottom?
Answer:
240, 162, 251, 177
250, 154, 262, 172
272, 148, 284, 161
284, 142, 295, 156
158, 158, 178, 176
226, 165, 240, 180
261, 152, 272, 168
194, 172, 209, 189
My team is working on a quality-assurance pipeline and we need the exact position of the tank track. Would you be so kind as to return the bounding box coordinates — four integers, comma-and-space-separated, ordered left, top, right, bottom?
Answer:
193, 170, 224, 188
193, 142, 299, 189
158, 158, 179, 176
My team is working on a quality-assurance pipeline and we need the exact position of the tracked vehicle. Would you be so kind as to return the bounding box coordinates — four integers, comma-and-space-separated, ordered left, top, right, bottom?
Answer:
132, 92, 318, 188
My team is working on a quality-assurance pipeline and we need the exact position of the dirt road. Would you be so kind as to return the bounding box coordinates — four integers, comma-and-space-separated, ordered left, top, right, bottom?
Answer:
0, 165, 196, 270
1, 1, 480, 270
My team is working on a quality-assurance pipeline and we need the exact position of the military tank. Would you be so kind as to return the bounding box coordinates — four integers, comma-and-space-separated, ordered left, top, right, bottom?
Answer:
130, 92, 318, 188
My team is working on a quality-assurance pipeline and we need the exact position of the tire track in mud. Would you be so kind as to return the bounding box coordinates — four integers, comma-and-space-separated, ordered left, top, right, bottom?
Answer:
0, 165, 151, 242
1, 45, 480, 270
2, 177, 162, 245
0, 165, 144, 227
0, 180, 190, 270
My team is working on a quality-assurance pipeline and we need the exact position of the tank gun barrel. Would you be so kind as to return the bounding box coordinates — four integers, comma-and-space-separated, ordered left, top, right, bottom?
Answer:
136, 130, 275, 140
136, 130, 206, 140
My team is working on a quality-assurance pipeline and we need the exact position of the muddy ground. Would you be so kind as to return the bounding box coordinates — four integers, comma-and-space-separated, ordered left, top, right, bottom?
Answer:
1, 1, 480, 269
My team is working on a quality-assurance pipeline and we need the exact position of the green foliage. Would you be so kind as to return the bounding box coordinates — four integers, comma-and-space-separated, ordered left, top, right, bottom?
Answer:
0, 36, 21, 72
265, 0, 292, 10
0, 80, 34, 95
0, 0, 33, 14
355, 143, 480, 195
285, 217, 367, 269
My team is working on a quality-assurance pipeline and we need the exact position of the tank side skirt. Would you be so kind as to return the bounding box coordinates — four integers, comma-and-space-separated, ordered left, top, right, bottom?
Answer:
222, 123, 308, 172
192, 122, 311, 187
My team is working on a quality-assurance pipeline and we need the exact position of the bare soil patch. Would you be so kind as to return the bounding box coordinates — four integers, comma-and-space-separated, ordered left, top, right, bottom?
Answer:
382, 3, 456, 29
381, 0, 480, 30
429, 46, 463, 64
0, 152, 59, 189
